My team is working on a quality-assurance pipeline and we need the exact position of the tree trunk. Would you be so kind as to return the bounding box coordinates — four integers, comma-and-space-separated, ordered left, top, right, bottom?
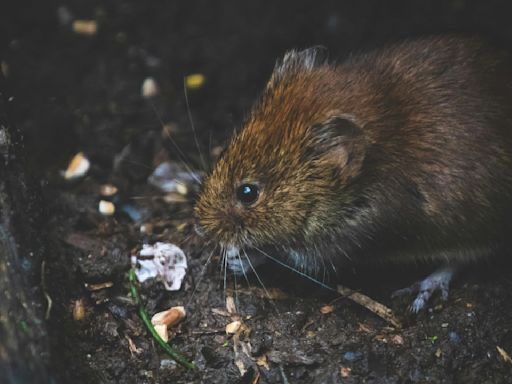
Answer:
0, 75, 51, 383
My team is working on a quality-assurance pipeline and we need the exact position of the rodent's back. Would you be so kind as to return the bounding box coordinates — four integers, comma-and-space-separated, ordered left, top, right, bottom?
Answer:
195, 36, 512, 270
339, 38, 512, 254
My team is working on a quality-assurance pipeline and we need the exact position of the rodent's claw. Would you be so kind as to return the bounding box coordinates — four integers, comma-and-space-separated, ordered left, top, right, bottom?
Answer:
392, 267, 455, 313
390, 282, 421, 299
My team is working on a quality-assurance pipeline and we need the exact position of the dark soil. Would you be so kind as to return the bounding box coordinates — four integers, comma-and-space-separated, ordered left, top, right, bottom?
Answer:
3, 1, 512, 383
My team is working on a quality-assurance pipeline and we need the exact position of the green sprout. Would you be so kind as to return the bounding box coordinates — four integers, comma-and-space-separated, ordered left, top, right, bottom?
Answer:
429, 335, 439, 344
129, 268, 195, 369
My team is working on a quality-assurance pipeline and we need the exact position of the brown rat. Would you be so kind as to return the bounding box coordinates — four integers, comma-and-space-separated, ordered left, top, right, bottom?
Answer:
194, 36, 512, 311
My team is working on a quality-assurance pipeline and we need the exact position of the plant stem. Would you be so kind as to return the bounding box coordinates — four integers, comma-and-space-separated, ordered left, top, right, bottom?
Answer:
129, 268, 196, 369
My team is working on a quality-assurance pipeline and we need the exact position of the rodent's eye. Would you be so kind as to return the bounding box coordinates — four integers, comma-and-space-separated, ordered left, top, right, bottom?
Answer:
236, 183, 260, 206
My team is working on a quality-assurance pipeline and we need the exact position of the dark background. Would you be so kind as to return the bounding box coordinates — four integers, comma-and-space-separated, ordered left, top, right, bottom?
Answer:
3, 0, 512, 174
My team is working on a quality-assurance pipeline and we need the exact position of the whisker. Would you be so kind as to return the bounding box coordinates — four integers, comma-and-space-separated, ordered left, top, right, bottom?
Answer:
146, 98, 202, 184
223, 247, 228, 303
241, 249, 272, 301
120, 158, 156, 171
183, 77, 208, 172
187, 247, 216, 304
233, 269, 239, 310
207, 130, 214, 171
236, 251, 252, 288
253, 246, 336, 292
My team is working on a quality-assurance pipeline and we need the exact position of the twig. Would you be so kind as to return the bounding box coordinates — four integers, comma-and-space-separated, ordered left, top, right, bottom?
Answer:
337, 285, 402, 328
41, 260, 52, 320
129, 268, 195, 369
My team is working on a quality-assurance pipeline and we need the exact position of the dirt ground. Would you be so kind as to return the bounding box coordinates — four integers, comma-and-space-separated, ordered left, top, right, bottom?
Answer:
3, 0, 512, 383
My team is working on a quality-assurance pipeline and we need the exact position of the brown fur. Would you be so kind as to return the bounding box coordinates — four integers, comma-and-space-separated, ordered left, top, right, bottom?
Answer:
195, 36, 512, 274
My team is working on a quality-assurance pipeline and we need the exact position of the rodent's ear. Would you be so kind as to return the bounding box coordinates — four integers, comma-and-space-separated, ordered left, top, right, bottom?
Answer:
270, 46, 329, 84
309, 115, 366, 180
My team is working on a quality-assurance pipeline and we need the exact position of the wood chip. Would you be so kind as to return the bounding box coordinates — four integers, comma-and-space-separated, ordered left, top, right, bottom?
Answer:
357, 322, 373, 333
337, 285, 402, 328
497, 346, 512, 364
72, 298, 86, 321
211, 308, 230, 317
320, 304, 334, 314
226, 295, 236, 314
85, 281, 113, 291
125, 335, 143, 355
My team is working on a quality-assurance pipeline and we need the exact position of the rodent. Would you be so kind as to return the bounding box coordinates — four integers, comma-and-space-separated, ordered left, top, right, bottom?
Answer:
194, 36, 512, 307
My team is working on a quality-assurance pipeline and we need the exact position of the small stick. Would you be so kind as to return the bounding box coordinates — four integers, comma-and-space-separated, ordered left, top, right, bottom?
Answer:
337, 285, 402, 329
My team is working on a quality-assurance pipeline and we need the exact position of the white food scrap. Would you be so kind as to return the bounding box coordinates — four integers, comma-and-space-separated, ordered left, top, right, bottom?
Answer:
185, 73, 205, 90
72, 20, 98, 36
98, 200, 115, 216
132, 242, 188, 291
225, 320, 241, 335
141, 77, 159, 98
63, 152, 90, 180
152, 306, 186, 328
148, 161, 201, 194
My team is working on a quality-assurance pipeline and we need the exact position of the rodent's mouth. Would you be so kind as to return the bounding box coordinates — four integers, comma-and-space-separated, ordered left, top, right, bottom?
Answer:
223, 244, 299, 276
223, 245, 273, 276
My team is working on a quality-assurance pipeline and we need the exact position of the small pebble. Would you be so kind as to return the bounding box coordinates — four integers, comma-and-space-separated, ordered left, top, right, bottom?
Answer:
448, 331, 460, 344
160, 359, 177, 369
342, 351, 363, 362
57, 6, 73, 26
